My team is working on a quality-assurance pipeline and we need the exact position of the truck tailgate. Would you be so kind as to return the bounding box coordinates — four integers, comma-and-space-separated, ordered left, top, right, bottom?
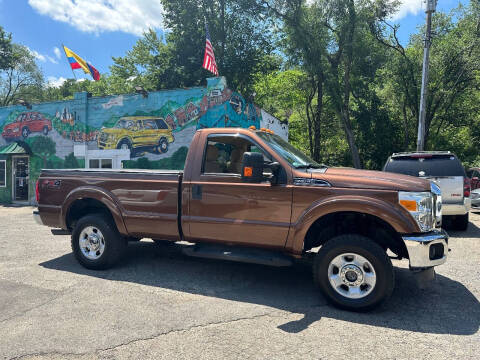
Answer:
424, 176, 464, 204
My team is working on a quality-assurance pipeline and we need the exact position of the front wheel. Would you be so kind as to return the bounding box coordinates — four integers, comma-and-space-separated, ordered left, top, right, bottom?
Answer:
71, 214, 127, 270
117, 138, 134, 158
156, 137, 169, 154
313, 234, 394, 311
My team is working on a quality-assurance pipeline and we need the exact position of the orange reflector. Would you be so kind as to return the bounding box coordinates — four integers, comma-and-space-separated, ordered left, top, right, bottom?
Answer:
249, 126, 256, 130
260, 127, 266, 131
400, 200, 417, 212
244, 167, 253, 177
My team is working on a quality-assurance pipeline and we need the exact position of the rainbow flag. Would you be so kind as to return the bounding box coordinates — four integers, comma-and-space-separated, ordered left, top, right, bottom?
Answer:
63, 45, 101, 81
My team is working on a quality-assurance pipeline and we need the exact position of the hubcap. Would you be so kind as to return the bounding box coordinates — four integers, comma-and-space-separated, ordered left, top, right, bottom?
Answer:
79, 226, 105, 260
328, 253, 376, 299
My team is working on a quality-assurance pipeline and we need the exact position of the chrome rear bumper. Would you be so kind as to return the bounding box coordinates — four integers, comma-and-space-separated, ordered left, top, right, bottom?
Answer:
402, 229, 448, 269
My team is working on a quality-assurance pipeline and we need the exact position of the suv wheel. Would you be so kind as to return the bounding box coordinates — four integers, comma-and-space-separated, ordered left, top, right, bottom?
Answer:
313, 234, 394, 311
22, 127, 30, 138
71, 214, 127, 270
117, 139, 134, 158
157, 137, 169, 154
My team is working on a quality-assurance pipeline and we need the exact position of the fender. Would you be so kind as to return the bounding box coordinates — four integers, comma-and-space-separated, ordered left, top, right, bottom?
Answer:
61, 186, 128, 236
286, 195, 420, 255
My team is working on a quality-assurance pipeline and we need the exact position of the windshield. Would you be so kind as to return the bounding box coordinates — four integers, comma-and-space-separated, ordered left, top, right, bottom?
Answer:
256, 132, 324, 169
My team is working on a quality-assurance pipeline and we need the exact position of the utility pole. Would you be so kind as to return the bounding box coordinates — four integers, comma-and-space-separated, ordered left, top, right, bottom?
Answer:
417, 0, 437, 151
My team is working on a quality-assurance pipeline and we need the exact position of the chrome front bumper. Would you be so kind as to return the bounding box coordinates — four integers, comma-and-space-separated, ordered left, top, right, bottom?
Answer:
33, 210, 44, 226
402, 229, 449, 269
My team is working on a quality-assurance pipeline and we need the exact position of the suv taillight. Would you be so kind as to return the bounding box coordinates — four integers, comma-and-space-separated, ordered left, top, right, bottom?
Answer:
464, 177, 471, 198
35, 180, 40, 203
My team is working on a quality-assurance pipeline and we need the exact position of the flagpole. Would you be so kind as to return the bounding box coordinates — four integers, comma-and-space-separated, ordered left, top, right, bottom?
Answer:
62, 44, 77, 80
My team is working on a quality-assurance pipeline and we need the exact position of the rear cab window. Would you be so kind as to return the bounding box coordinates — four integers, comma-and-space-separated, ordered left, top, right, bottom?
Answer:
384, 154, 466, 177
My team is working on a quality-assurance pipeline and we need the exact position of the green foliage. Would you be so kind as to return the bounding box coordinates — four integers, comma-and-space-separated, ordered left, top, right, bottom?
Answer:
27, 136, 56, 167
64, 152, 80, 168
0, 26, 13, 71
0, 43, 43, 106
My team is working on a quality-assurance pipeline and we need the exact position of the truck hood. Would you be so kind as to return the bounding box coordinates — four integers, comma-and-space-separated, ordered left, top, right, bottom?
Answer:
310, 167, 431, 192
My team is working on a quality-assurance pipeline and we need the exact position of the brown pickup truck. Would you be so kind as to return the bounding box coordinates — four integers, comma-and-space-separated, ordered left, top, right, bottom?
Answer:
34, 127, 448, 310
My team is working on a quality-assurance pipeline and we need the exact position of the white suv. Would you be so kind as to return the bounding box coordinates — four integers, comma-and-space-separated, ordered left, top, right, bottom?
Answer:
384, 151, 471, 230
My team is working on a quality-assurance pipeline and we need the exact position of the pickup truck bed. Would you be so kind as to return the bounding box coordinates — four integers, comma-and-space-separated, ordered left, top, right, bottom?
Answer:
39, 169, 183, 241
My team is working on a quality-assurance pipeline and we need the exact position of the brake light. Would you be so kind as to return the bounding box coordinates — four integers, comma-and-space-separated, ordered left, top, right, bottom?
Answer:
464, 177, 471, 198
35, 180, 40, 203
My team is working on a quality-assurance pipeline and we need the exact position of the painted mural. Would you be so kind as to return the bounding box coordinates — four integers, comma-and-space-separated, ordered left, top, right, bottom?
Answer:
0, 77, 284, 203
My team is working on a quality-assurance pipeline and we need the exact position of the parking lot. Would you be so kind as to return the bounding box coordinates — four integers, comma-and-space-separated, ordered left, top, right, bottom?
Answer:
0, 206, 478, 359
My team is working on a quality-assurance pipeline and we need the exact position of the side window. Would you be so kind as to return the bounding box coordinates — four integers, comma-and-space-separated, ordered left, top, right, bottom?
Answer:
203, 135, 271, 175
143, 120, 158, 130
156, 119, 169, 129
125, 121, 135, 130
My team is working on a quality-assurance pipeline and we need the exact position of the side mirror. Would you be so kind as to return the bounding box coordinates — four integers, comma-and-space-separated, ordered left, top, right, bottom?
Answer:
241, 152, 264, 183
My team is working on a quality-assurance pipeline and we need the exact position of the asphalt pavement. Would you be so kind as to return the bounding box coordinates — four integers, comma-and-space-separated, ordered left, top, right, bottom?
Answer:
0, 206, 478, 359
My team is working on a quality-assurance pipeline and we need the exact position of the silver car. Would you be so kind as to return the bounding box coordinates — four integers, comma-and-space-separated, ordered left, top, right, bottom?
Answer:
384, 151, 471, 230
472, 188, 480, 208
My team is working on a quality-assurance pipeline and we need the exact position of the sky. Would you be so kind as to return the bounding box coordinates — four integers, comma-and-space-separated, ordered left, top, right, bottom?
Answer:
0, 0, 465, 88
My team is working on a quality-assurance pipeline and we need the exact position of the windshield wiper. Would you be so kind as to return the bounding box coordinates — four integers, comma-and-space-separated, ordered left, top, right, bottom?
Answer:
295, 163, 328, 169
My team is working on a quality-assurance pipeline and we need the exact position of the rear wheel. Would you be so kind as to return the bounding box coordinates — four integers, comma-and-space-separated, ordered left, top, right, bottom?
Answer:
71, 214, 127, 270
22, 127, 30, 138
313, 234, 394, 311
156, 137, 169, 154
43, 126, 49, 135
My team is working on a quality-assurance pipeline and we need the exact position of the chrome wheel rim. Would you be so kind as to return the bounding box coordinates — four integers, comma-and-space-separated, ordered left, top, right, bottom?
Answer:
79, 226, 105, 260
327, 253, 376, 299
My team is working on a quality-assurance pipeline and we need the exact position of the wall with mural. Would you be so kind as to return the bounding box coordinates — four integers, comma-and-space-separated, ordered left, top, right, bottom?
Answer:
0, 77, 286, 203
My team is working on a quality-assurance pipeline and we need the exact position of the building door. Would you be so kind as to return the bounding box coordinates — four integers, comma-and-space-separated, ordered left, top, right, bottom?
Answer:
13, 156, 29, 201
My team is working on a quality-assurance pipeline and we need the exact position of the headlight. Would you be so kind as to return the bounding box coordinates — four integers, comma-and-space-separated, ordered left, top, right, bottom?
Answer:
399, 191, 435, 232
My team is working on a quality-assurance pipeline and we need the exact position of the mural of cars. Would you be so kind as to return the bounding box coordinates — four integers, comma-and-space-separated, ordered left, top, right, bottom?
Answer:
2, 112, 52, 140
97, 116, 175, 158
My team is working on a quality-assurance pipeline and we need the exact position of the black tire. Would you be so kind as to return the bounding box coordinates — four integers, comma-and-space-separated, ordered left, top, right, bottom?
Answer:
453, 213, 469, 231
43, 126, 49, 135
22, 127, 30, 138
71, 214, 127, 270
313, 234, 394, 311
117, 138, 134, 158
157, 137, 169, 154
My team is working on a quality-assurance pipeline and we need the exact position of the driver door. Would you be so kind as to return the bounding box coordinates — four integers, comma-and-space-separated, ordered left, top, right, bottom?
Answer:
188, 134, 292, 249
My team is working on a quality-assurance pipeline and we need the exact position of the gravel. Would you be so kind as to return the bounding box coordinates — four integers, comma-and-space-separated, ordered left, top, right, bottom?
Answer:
0, 206, 478, 359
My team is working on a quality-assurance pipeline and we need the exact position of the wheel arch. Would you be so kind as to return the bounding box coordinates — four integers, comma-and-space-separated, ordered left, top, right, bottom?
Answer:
62, 187, 128, 236
288, 196, 418, 259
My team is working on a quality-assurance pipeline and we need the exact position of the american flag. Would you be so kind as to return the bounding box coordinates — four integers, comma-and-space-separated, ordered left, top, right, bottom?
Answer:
202, 24, 219, 76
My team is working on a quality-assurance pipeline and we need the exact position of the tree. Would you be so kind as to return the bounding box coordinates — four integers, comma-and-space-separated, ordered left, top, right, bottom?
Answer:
0, 26, 13, 70
64, 152, 80, 168
0, 44, 43, 106
259, 0, 398, 167
371, 2, 480, 151
29, 136, 56, 168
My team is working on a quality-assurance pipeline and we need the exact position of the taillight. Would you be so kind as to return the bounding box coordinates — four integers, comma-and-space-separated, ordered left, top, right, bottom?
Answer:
464, 177, 471, 198
35, 180, 40, 203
